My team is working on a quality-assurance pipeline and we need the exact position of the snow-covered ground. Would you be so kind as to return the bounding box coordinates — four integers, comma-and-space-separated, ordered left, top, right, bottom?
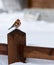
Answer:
0, 55, 54, 65
0, 55, 8, 65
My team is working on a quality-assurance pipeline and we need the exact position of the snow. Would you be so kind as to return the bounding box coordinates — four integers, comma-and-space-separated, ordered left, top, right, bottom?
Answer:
10, 62, 41, 65
0, 55, 54, 65
0, 0, 4, 9
0, 55, 8, 65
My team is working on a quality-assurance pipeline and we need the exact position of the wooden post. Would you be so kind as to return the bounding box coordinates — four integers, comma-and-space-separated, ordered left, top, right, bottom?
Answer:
8, 29, 26, 64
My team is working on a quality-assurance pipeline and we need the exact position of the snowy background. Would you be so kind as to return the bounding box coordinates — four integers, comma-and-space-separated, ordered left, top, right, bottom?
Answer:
0, 0, 54, 65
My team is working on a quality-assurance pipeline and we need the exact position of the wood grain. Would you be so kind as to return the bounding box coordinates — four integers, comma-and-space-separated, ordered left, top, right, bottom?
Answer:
24, 46, 54, 60
0, 44, 8, 55
8, 29, 26, 64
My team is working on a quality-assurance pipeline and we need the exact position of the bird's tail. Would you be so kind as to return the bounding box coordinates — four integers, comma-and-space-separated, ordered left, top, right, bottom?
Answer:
8, 28, 11, 30
8, 27, 11, 30
8, 26, 13, 30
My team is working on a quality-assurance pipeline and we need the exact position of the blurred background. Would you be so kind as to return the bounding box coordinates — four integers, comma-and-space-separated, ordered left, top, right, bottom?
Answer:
0, 0, 54, 12
0, 0, 54, 10
0, 0, 28, 12
0, 0, 54, 22
0, 0, 54, 43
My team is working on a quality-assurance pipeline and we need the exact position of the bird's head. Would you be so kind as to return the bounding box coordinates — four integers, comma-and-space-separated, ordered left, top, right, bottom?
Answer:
15, 19, 21, 26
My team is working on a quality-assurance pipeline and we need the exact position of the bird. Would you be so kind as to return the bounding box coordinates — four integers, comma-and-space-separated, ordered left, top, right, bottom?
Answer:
8, 19, 21, 30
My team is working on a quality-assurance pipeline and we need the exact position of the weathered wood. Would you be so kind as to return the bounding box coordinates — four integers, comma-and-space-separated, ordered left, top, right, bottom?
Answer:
8, 29, 26, 64
24, 46, 54, 60
0, 44, 8, 55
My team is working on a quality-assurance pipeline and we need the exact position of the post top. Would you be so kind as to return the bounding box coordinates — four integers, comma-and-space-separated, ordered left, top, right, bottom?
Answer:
8, 29, 26, 35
